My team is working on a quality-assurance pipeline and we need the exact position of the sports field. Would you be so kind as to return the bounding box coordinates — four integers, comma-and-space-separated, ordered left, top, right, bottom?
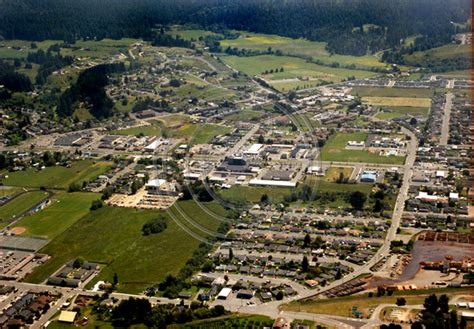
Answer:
14, 191, 99, 239
1, 160, 113, 189
0, 191, 49, 226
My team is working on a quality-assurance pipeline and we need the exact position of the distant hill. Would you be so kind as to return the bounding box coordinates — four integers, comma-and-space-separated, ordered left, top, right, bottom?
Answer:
0, 0, 470, 56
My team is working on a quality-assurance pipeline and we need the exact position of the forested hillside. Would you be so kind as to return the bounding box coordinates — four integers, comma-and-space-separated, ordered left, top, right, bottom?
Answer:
0, 0, 470, 56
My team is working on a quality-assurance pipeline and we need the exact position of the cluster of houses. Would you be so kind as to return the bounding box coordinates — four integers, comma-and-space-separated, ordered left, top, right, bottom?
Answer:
0, 291, 58, 327
192, 274, 297, 303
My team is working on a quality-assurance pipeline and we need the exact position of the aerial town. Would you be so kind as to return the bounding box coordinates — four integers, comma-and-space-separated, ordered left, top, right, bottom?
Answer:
0, 0, 472, 328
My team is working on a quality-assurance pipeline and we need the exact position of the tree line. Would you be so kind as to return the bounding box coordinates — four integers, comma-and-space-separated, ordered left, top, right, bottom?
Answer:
0, 0, 469, 57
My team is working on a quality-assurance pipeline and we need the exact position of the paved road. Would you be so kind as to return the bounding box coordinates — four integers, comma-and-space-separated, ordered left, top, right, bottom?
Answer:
440, 92, 453, 145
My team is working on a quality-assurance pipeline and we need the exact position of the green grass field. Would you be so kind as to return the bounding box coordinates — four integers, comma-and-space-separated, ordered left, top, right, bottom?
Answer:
169, 27, 220, 41
0, 40, 62, 59
222, 55, 376, 82
220, 31, 388, 70
219, 186, 293, 205
60, 38, 138, 59
26, 200, 225, 293
375, 106, 429, 120
404, 44, 471, 64
14, 191, 99, 239
320, 132, 405, 164
0, 191, 49, 226
1, 160, 113, 190
350, 87, 434, 98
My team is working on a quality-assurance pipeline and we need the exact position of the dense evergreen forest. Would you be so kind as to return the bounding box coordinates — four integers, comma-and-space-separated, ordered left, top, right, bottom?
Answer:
0, 0, 470, 56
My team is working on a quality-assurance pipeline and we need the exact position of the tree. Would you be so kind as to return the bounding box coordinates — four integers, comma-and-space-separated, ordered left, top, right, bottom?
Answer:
396, 297, 406, 306
73, 257, 84, 269
349, 191, 367, 210
90, 200, 103, 210
303, 233, 311, 248
228, 248, 234, 261
111, 298, 152, 327
113, 273, 118, 287
302, 256, 309, 272
142, 216, 167, 235
260, 193, 270, 204
275, 291, 284, 300
288, 91, 297, 101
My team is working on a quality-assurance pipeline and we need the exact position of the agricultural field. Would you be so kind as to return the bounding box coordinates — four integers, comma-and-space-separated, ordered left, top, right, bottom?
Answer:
0, 190, 49, 227
320, 132, 405, 165
362, 97, 431, 108
219, 31, 389, 70
375, 107, 430, 120
221, 55, 376, 91
13, 191, 99, 239
25, 200, 225, 294
350, 87, 434, 98
1, 160, 113, 190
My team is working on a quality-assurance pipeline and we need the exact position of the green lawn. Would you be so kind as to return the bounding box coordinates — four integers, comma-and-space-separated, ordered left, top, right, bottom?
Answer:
320, 132, 405, 165
14, 191, 99, 239
220, 31, 388, 70
1, 160, 113, 189
25, 200, 225, 293
375, 106, 430, 120
0, 191, 49, 226
350, 87, 434, 98
221, 55, 376, 85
